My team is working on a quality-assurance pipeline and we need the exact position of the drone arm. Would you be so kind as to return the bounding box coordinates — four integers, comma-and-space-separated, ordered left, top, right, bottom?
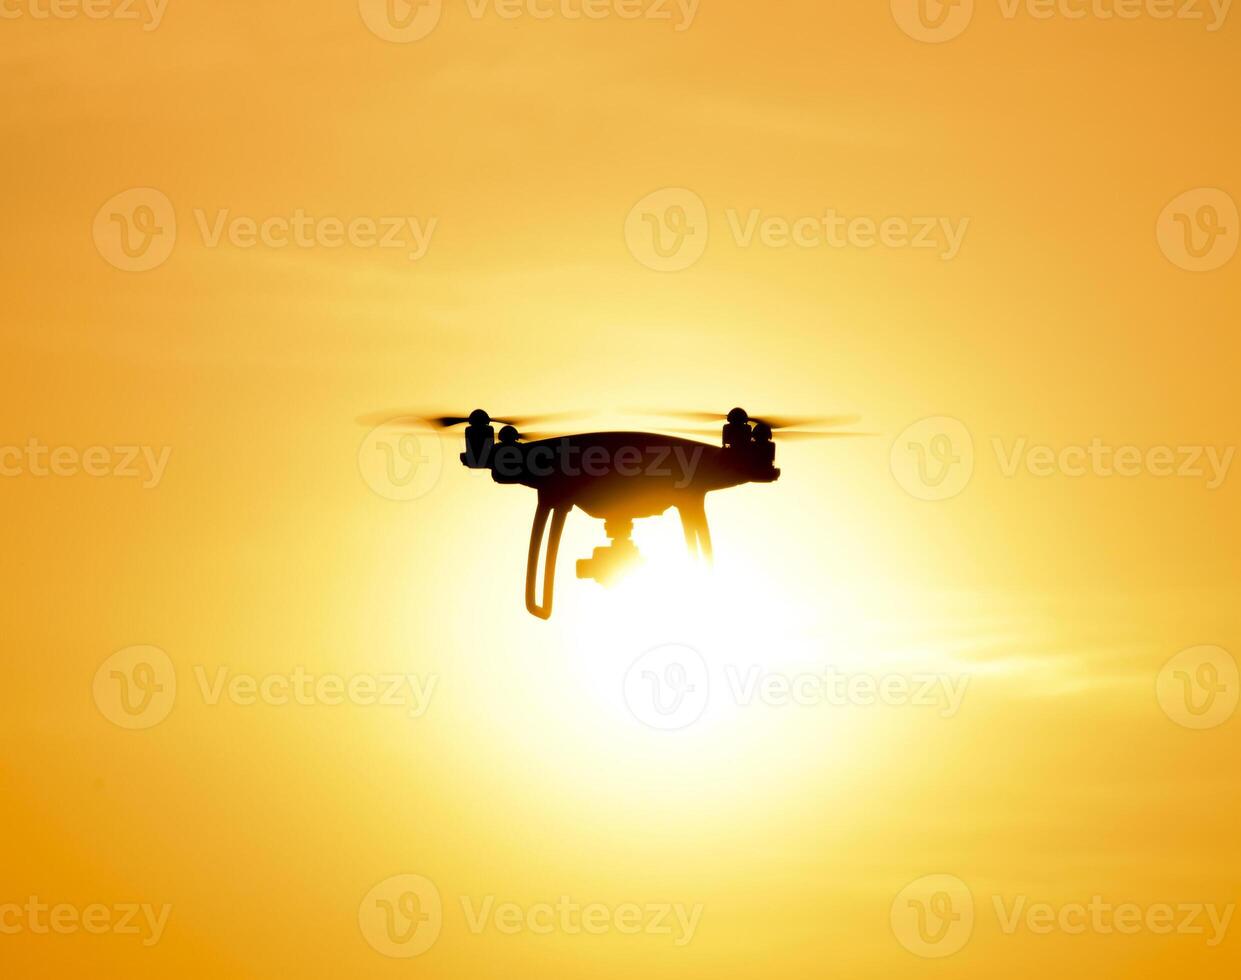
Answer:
525, 500, 568, 620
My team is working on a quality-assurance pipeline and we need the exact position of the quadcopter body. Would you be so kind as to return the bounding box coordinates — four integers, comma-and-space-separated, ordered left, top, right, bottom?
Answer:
360, 407, 864, 619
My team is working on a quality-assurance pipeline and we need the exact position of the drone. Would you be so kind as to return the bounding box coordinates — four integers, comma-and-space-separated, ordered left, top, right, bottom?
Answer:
360, 407, 868, 619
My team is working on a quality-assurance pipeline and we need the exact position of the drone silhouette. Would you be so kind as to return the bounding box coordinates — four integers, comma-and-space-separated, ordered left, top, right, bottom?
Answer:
359, 408, 869, 619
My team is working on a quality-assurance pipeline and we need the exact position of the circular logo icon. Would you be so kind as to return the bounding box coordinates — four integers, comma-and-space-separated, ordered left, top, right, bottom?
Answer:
358, 0, 443, 42
891, 874, 974, 958
93, 646, 177, 730
93, 188, 177, 272
1157, 188, 1238, 272
1157, 645, 1238, 730
623, 644, 710, 731
890, 416, 974, 501
358, 421, 443, 502
359, 874, 443, 958
890, 0, 975, 43
624, 188, 709, 272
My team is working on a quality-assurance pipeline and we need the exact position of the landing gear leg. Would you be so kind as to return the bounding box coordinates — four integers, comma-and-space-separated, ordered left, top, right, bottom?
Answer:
680, 509, 699, 559
678, 498, 713, 565
526, 499, 568, 620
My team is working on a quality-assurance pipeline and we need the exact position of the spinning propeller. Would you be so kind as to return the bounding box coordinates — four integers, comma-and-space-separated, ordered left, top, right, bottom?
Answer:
633, 408, 872, 441
357, 409, 578, 434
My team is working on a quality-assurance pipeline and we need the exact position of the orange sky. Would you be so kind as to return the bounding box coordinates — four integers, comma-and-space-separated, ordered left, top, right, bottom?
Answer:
2, 1, 1239, 977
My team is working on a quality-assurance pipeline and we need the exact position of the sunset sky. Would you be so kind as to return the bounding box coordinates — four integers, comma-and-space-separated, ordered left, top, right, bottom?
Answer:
3, 1, 1239, 976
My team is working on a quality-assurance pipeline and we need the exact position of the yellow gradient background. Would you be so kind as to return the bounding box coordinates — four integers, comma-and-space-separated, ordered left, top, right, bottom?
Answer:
2, 1, 1239, 977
